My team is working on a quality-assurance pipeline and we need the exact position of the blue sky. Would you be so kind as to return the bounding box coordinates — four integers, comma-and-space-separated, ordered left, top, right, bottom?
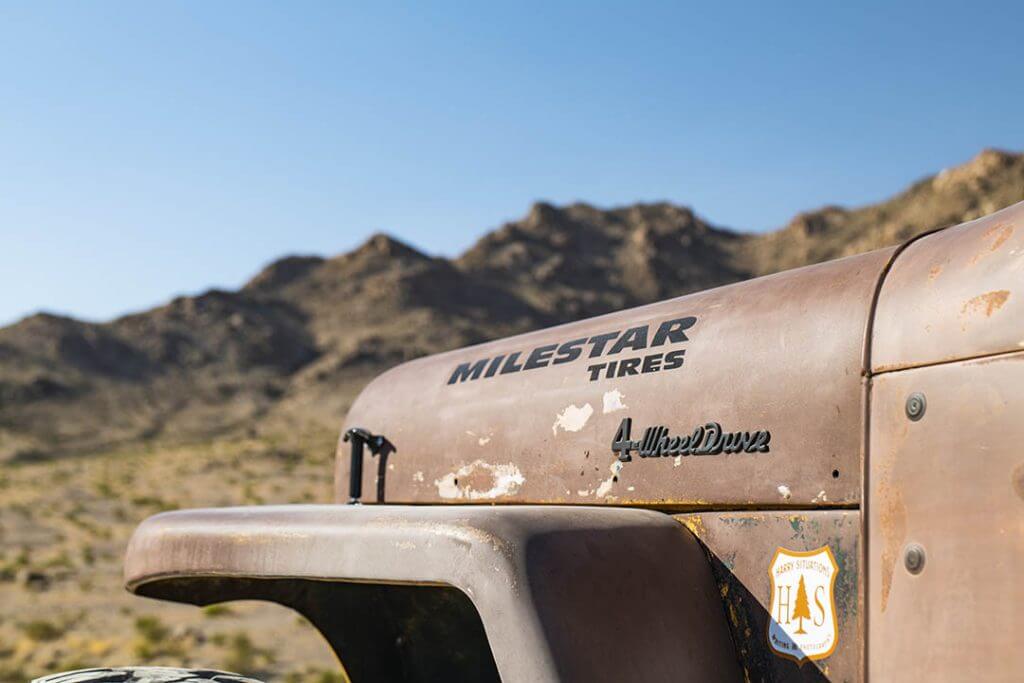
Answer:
1, 1, 1021, 325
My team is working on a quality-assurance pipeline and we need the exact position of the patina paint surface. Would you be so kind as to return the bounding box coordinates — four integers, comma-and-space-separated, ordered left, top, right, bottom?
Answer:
871, 201, 1024, 372
125, 505, 739, 683
866, 200, 1024, 680
676, 511, 860, 683
868, 354, 1024, 681
119, 200, 1024, 681
340, 248, 895, 508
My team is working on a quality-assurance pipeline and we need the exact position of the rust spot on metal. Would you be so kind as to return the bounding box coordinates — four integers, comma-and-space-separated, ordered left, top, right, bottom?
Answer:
1012, 462, 1024, 502
973, 351, 1024, 366
969, 223, 1014, 265
984, 222, 1014, 252
677, 514, 707, 538
878, 487, 905, 613
876, 441, 907, 613
434, 460, 526, 500
462, 466, 502, 491
961, 290, 1010, 321
928, 264, 943, 281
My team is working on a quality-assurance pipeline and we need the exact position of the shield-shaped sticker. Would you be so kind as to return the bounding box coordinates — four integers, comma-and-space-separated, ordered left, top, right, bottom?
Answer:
767, 545, 839, 664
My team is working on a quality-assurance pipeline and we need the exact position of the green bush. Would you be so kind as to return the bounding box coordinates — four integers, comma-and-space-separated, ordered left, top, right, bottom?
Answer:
19, 619, 65, 642
134, 615, 170, 643
225, 632, 274, 674
202, 603, 234, 618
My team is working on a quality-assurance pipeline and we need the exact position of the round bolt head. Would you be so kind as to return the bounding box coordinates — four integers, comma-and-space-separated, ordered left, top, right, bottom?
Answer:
904, 543, 926, 574
905, 392, 926, 421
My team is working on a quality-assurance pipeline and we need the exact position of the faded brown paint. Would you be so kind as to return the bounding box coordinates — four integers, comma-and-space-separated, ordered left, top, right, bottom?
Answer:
872, 201, 1024, 373
868, 353, 1024, 681
677, 511, 861, 683
340, 248, 896, 508
111, 200, 1024, 681
125, 505, 740, 683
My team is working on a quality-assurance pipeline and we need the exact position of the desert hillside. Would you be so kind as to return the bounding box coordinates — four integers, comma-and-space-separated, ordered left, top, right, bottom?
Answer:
2, 148, 1022, 463
0, 148, 1022, 681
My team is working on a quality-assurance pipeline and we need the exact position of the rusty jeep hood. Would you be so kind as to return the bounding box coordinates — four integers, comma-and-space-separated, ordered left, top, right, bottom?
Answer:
340, 246, 896, 508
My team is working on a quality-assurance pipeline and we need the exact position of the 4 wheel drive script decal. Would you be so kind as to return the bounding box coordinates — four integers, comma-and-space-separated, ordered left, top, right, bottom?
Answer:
610, 417, 771, 462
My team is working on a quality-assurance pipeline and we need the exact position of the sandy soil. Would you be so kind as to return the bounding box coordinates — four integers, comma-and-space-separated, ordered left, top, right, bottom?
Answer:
0, 437, 346, 682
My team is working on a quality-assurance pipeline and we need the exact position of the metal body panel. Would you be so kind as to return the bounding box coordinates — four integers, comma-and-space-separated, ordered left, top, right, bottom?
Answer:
125, 504, 740, 683
119, 201, 1024, 680
677, 511, 860, 683
868, 354, 1024, 681
871, 201, 1024, 373
340, 248, 896, 507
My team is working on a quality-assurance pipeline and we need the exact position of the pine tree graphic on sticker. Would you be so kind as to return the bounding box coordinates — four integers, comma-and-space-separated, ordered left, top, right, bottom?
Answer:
792, 574, 811, 635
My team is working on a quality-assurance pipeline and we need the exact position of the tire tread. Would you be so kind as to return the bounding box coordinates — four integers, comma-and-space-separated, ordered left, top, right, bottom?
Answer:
32, 667, 264, 683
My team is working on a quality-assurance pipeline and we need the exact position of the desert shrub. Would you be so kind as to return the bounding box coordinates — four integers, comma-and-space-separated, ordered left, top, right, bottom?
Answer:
133, 618, 173, 659
0, 664, 28, 683
225, 632, 274, 674
43, 550, 73, 569
202, 604, 234, 618
130, 495, 176, 511
93, 479, 116, 497
132, 614, 184, 660
19, 619, 64, 642
134, 615, 169, 643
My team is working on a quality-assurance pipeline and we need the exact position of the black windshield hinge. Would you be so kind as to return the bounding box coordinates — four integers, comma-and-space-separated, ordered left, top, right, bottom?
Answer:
343, 427, 394, 504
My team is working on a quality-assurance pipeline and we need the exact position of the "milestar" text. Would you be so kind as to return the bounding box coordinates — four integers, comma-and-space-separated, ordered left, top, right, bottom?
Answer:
446, 316, 696, 385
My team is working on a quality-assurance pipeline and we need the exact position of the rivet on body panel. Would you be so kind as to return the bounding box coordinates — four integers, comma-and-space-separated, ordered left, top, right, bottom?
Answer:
903, 543, 926, 574
905, 392, 926, 421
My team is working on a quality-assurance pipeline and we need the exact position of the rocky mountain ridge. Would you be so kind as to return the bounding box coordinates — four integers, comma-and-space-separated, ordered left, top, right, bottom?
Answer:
1, 148, 1022, 461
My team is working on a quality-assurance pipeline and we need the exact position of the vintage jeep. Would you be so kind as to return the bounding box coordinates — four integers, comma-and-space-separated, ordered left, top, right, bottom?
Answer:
38, 201, 1024, 682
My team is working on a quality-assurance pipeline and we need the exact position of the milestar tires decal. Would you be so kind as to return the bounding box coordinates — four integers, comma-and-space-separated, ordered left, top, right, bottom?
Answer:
446, 316, 696, 384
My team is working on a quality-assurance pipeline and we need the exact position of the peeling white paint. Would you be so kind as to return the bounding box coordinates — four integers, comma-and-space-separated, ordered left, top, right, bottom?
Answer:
812, 490, 828, 503
673, 456, 682, 467
576, 489, 591, 497
602, 389, 628, 414
467, 429, 492, 446
412, 471, 425, 482
596, 460, 623, 498
552, 403, 594, 436
435, 460, 526, 500
777, 484, 792, 500
627, 486, 635, 492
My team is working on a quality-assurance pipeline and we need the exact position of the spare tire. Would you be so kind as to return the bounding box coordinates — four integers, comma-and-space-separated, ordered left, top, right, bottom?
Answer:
32, 668, 264, 683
